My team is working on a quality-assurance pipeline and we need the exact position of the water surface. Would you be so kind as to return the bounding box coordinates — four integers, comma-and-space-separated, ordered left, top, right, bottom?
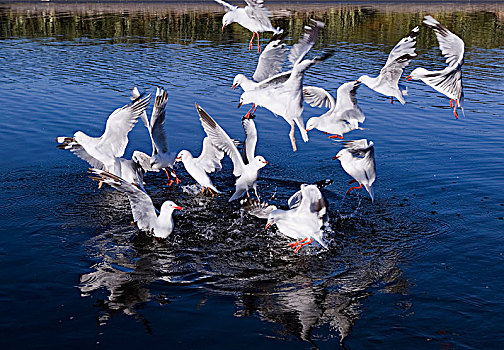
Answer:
1, 2, 504, 348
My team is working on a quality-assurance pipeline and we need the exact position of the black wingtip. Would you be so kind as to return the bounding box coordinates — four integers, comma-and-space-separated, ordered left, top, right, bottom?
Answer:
270, 31, 288, 43
195, 103, 218, 129
314, 50, 334, 62
313, 179, 334, 189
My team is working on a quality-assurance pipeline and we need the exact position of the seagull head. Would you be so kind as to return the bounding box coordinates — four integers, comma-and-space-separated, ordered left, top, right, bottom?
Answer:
356, 75, 372, 86
332, 149, 346, 161
175, 150, 189, 163
253, 155, 269, 169
232, 74, 246, 90
407, 68, 427, 80
305, 117, 319, 132
161, 200, 183, 213
222, 12, 234, 31
238, 91, 253, 108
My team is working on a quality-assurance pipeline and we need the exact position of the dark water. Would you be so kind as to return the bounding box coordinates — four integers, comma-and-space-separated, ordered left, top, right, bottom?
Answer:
1, 2, 504, 348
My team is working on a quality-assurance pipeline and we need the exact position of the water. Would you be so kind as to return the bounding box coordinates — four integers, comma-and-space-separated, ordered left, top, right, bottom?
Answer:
1, 1, 504, 348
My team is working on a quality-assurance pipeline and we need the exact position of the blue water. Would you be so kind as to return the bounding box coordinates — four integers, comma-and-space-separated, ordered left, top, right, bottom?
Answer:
1, 2, 504, 348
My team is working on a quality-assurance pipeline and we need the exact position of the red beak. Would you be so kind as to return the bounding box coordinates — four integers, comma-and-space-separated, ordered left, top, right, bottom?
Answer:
222, 25, 226, 32
231, 83, 238, 90
173, 206, 183, 210
332, 155, 341, 160
406, 75, 412, 81
237, 102, 242, 108
265, 222, 272, 229
263, 161, 269, 164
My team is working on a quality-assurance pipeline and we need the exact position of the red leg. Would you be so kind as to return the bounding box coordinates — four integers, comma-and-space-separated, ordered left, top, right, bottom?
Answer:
288, 237, 307, 249
450, 99, 453, 108
257, 32, 261, 53
294, 238, 313, 253
390, 97, 394, 104
244, 104, 255, 119
347, 183, 363, 195
252, 104, 257, 114
249, 32, 256, 51
164, 168, 174, 187
172, 169, 181, 184
328, 134, 343, 139
453, 100, 458, 119
348, 179, 357, 184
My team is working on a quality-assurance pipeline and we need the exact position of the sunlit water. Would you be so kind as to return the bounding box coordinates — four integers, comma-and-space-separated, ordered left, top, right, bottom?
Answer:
1, 2, 504, 348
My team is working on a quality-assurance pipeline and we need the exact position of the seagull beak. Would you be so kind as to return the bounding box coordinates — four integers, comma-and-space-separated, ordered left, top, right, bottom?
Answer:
332, 155, 341, 160
232, 83, 238, 90
305, 128, 310, 132
237, 102, 242, 108
173, 206, 183, 210
265, 222, 272, 230
263, 161, 269, 164
175, 157, 181, 162
405, 75, 412, 81
222, 24, 226, 32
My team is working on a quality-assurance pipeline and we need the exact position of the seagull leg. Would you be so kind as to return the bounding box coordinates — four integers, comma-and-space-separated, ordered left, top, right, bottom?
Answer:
347, 183, 363, 195
453, 100, 459, 119
254, 186, 260, 201
244, 104, 255, 119
450, 99, 453, 108
252, 104, 257, 114
164, 169, 174, 187
328, 134, 343, 139
288, 237, 308, 249
257, 32, 261, 53
249, 32, 256, 51
390, 97, 394, 104
172, 170, 182, 185
294, 238, 313, 253
201, 187, 205, 195
208, 188, 215, 197
289, 121, 297, 152
348, 179, 357, 184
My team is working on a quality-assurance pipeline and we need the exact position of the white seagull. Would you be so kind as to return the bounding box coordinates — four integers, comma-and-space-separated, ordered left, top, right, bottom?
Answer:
406, 15, 465, 119
56, 93, 151, 187
231, 33, 289, 91
215, 0, 283, 52
195, 103, 268, 201
358, 26, 420, 104
238, 20, 330, 152
304, 81, 366, 139
175, 137, 224, 196
88, 169, 182, 239
130, 87, 181, 186
265, 184, 328, 253
240, 116, 258, 164
333, 139, 376, 202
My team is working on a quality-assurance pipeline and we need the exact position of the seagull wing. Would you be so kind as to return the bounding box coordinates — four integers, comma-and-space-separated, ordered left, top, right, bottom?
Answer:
302, 86, 335, 109
288, 19, 325, 66
150, 88, 170, 156
194, 137, 225, 173
241, 117, 257, 164
335, 81, 365, 123
379, 26, 419, 86
97, 93, 151, 158
214, 0, 237, 12
56, 137, 105, 170
196, 103, 245, 177
132, 150, 154, 172
256, 70, 292, 88
88, 169, 158, 231
253, 34, 288, 82
244, 0, 273, 28
423, 15, 464, 68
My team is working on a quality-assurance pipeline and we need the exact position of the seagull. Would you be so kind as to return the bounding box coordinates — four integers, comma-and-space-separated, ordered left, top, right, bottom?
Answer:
406, 16, 465, 119
358, 26, 420, 104
195, 103, 268, 201
130, 87, 181, 186
333, 139, 376, 202
56, 92, 151, 187
304, 81, 366, 139
89, 169, 182, 239
231, 32, 289, 91
238, 20, 330, 152
265, 184, 328, 253
215, 0, 283, 53
175, 137, 224, 196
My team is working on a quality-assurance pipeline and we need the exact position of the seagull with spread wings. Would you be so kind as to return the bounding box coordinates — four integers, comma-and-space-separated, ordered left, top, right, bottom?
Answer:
265, 184, 328, 253
304, 81, 366, 139
406, 16, 465, 119
358, 26, 420, 104
237, 20, 331, 152
89, 169, 182, 239
195, 103, 268, 201
215, 0, 283, 52
333, 139, 376, 202
56, 92, 151, 188
130, 87, 181, 186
